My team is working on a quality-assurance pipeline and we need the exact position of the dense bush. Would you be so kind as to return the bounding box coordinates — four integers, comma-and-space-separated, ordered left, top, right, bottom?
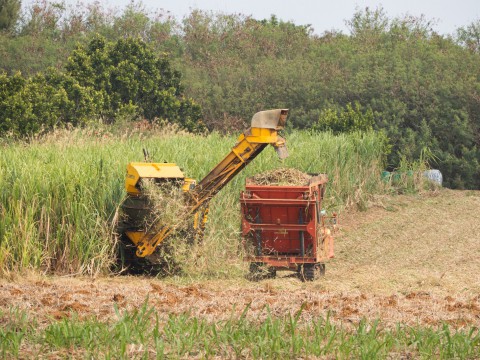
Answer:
0, 70, 103, 136
0, 0, 20, 32
178, 10, 480, 188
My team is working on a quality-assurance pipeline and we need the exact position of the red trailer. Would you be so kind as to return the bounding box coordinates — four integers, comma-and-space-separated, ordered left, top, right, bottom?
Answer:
240, 174, 335, 281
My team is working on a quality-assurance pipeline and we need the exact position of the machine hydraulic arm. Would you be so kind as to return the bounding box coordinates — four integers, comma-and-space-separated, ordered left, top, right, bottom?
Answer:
190, 109, 289, 211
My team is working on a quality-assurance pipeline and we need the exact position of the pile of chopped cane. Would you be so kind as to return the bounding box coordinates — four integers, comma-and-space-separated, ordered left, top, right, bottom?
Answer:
248, 167, 312, 186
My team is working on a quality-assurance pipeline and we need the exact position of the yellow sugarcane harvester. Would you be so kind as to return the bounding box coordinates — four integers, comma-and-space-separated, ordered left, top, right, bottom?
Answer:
117, 109, 289, 273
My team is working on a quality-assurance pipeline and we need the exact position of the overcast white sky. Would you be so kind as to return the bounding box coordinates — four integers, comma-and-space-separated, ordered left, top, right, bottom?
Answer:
25, 0, 480, 35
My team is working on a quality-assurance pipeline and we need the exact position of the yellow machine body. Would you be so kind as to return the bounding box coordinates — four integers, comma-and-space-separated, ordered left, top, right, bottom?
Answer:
120, 109, 289, 259
125, 163, 196, 195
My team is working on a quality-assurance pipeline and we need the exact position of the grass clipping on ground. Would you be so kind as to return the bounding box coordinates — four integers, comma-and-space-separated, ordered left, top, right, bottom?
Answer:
249, 167, 312, 186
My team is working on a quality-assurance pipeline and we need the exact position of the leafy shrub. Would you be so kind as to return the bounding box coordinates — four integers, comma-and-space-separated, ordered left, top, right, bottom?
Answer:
0, 70, 103, 137
66, 35, 205, 132
0, 36, 205, 137
313, 102, 375, 134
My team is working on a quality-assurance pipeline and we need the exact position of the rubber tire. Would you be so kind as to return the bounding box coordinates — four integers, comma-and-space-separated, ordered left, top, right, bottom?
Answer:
298, 263, 326, 281
248, 262, 276, 281
267, 266, 277, 279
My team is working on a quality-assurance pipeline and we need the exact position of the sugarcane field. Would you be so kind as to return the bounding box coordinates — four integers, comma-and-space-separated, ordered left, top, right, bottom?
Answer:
1, 1, 480, 358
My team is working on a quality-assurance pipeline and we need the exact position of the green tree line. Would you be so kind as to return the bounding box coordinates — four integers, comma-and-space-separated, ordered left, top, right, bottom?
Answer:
0, 1, 479, 189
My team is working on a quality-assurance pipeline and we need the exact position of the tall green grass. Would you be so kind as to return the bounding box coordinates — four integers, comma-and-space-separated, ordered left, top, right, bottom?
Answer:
1, 303, 479, 359
0, 127, 387, 275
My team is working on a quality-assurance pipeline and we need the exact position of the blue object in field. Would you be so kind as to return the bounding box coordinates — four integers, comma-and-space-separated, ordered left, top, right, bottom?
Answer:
381, 170, 413, 182
422, 169, 443, 186
381, 171, 391, 182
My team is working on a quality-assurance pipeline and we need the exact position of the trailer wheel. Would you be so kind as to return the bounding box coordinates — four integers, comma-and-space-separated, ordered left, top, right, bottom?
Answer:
298, 263, 325, 281
248, 262, 262, 280
267, 266, 277, 279
248, 262, 276, 281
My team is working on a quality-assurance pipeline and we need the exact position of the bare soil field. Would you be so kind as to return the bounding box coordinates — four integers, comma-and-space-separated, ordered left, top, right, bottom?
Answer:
1, 189, 479, 329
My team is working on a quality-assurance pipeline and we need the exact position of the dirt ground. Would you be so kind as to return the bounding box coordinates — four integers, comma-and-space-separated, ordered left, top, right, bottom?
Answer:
1, 189, 479, 329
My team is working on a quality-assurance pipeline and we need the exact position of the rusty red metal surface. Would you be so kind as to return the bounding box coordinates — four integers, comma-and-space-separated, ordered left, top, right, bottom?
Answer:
240, 175, 334, 269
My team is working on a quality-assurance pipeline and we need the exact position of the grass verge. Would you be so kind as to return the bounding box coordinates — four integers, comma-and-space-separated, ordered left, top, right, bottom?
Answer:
1, 302, 479, 359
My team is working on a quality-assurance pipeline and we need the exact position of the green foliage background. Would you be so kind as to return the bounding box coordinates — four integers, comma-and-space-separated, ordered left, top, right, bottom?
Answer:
0, 0, 20, 31
0, 35, 204, 135
0, 2, 479, 188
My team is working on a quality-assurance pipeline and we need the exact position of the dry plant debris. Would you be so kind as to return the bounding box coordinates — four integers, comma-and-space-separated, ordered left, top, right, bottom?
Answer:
249, 167, 312, 186
1, 275, 479, 330
142, 179, 189, 231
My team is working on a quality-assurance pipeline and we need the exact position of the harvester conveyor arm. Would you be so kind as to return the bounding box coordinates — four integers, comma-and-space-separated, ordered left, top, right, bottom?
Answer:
132, 109, 289, 257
